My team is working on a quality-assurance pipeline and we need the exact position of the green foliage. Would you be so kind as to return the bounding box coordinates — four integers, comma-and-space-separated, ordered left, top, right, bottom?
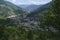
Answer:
0, 18, 60, 40
40, 0, 60, 40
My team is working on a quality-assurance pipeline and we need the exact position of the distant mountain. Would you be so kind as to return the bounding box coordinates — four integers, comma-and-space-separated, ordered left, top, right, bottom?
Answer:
0, 0, 27, 19
18, 5, 42, 12
27, 2, 51, 18
18, 5, 28, 8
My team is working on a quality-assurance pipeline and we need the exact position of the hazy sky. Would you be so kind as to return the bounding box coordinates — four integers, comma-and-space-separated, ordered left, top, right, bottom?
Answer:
6, 0, 52, 5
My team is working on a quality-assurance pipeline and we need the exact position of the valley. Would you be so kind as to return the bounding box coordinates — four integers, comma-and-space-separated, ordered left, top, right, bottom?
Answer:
0, 0, 51, 30
1, 0, 60, 40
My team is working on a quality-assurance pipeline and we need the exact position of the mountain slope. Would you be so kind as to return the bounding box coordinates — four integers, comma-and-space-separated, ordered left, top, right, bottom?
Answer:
27, 2, 51, 17
0, 0, 26, 19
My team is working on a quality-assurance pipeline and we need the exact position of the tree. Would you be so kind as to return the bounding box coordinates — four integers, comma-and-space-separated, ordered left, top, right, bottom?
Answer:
40, 0, 60, 40
53, 0, 60, 31
27, 30, 33, 40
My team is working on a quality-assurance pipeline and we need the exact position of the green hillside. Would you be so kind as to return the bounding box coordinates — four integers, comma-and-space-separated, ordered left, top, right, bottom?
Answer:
27, 2, 51, 18
0, 0, 26, 19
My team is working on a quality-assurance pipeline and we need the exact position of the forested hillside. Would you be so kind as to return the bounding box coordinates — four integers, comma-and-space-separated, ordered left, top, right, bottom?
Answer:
0, 0, 27, 19
27, 2, 51, 17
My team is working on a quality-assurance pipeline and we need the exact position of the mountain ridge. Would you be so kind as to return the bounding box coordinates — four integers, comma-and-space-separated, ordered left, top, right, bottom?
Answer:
27, 2, 51, 17
0, 0, 27, 19
18, 5, 43, 12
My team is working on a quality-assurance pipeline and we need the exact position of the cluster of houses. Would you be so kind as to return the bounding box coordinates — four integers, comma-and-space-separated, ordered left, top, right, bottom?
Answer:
8, 14, 40, 30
